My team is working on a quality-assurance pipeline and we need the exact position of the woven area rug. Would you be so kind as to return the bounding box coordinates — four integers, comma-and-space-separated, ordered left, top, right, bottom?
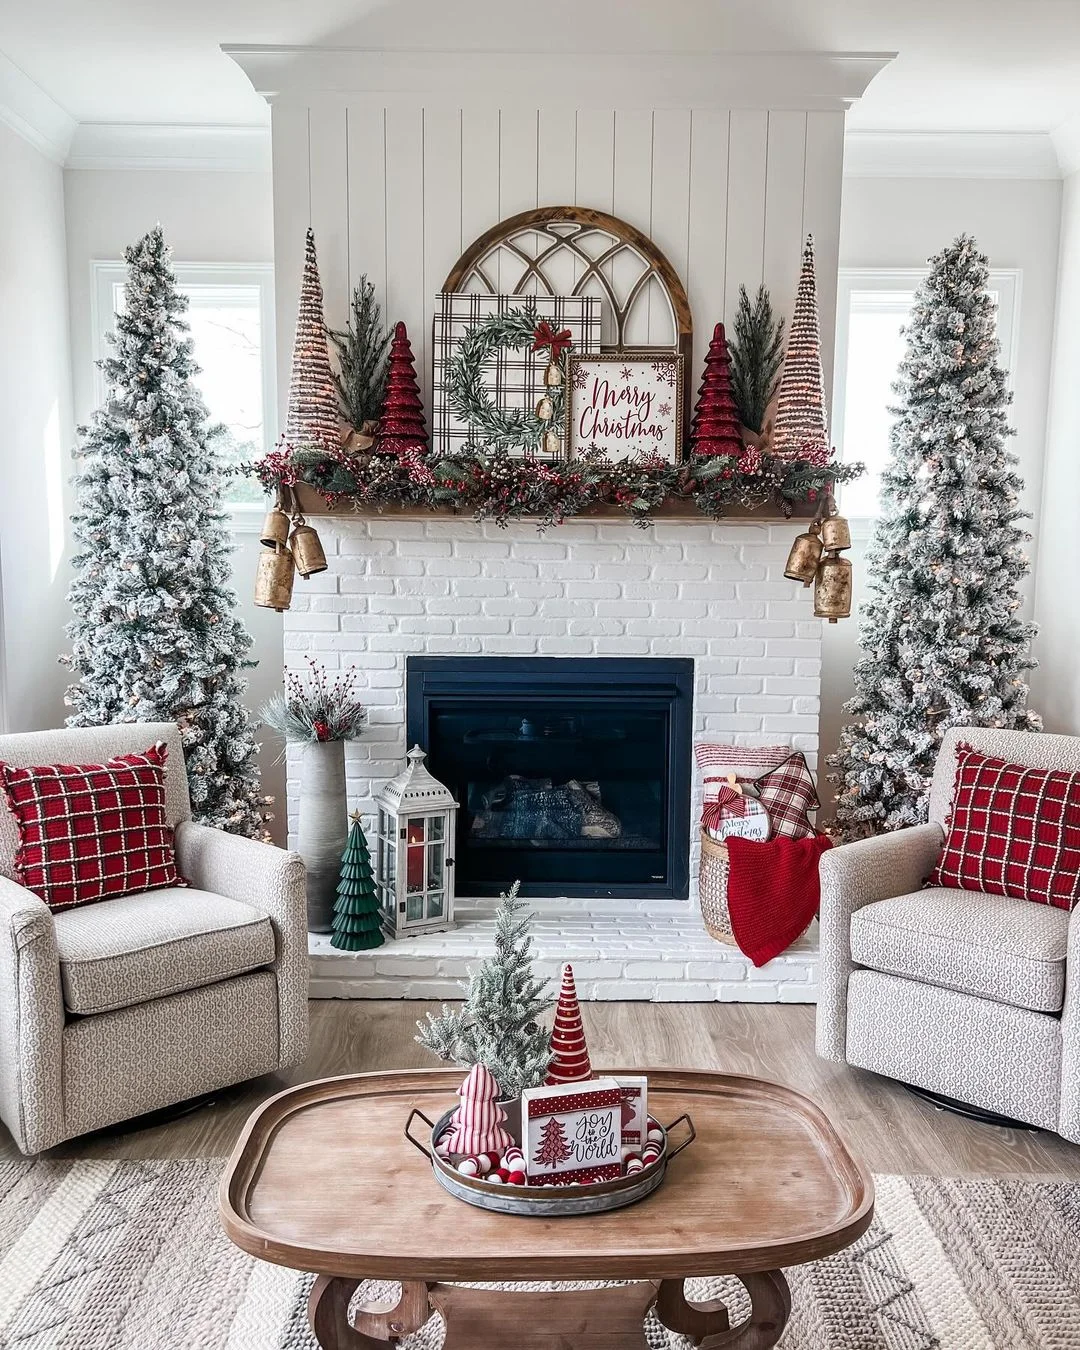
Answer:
2, 1159, 1080, 1349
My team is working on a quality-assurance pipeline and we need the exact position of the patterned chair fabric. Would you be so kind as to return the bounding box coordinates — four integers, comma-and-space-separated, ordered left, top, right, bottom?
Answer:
849, 887, 1069, 1015
0, 723, 308, 1154
817, 727, 1080, 1144
53, 888, 276, 1017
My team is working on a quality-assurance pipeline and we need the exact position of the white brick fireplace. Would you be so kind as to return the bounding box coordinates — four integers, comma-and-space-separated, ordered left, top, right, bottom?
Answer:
287, 514, 822, 1001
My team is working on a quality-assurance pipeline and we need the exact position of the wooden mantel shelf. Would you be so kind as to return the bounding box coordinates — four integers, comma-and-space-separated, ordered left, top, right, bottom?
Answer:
291, 483, 816, 525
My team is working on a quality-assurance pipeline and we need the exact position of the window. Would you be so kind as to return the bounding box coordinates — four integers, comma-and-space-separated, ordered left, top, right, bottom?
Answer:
833, 268, 1020, 520
91, 262, 275, 515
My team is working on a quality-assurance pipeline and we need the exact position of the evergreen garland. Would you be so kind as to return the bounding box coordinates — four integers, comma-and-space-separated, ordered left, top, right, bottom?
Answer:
445, 305, 566, 454
829, 234, 1041, 837
728, 284, 786, 433
327, 276, 390, 431
245, 442, 860, 531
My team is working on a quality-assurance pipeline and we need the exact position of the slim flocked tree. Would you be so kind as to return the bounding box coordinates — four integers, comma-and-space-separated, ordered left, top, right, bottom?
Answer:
727, 283, 785, 435
830, 234, 1040, 836
61, 226, 269, 837
415, 881, 553, 1098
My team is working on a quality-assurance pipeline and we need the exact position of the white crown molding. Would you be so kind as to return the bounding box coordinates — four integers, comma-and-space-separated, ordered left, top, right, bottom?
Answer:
0, 50, 75, 163
1051, 114, 1080, 178
66, 122, 270, 172
844, 129, 1062, 180
223, 46, 895, 111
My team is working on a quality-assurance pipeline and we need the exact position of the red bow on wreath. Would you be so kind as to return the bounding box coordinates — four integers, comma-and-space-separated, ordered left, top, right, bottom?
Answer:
531, 321, 573, 362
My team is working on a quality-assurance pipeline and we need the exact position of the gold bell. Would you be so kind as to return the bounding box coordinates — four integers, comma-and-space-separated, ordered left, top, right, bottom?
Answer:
254, 542, 295, 612
535, 395, 554, 422
784, 521, 823, 587
290, 521, 328, 578
544, 360, 563, 388
541, 429, 562, 457
814, 551, 853, 623
820, 509, 851, 552
259, 505, 291, 548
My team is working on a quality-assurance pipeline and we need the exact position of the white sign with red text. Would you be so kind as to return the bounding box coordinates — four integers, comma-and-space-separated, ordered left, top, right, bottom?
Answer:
566, 354, 684, 463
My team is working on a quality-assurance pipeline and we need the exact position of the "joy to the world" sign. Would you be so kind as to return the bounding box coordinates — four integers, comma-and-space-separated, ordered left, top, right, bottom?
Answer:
565, 353, 684, 463
521, 1079, 624, 1186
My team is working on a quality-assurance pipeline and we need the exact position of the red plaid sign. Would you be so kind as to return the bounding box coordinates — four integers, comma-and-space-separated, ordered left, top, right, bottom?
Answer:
930, 744, 1080, 911
0, 742, 185, 911
754, 753, 819, 840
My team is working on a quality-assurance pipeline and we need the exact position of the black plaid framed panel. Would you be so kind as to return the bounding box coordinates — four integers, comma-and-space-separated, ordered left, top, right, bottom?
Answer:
431, 293, 601, 458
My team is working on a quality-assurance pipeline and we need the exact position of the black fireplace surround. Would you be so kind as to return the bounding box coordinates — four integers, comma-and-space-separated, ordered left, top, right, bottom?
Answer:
406, 656, 693, 901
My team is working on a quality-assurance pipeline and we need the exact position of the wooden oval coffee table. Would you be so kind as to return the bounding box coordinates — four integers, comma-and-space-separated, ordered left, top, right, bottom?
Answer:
220, 1067, 873, 1349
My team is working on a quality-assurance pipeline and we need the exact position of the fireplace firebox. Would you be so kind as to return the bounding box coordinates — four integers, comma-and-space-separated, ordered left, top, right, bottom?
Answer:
405, 657, 693, 900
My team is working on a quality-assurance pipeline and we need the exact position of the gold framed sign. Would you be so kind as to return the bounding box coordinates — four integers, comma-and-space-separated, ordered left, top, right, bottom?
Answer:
565, 352, 685, 463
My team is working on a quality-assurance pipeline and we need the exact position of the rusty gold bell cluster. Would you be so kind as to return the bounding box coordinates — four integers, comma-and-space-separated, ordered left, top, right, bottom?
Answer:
813, 496, 853, 623
254, 490, 329, 611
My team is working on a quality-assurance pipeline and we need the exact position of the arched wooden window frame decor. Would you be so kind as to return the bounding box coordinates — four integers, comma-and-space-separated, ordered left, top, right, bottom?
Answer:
442, 206, 694, 433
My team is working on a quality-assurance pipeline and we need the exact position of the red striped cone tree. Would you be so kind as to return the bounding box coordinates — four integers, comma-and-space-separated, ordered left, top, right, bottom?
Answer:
545, 964, 593, 1085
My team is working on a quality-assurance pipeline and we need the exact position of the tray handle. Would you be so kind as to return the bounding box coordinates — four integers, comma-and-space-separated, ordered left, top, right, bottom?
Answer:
664, 1113, 696, 1162
404, 1107, 436, 1162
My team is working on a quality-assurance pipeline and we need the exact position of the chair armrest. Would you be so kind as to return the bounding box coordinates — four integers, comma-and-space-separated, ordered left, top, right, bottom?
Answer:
173, 821, 309, 1067
0, 876, 65, 1153
816, 822, 944, 1065
1059, 904, 1080, 1144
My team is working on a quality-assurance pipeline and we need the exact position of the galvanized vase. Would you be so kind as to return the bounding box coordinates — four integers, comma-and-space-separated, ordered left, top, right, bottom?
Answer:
297, 739, 348, 932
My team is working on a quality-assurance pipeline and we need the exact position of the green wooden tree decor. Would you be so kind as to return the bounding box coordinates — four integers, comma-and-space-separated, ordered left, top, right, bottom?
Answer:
330, 811, 385, 951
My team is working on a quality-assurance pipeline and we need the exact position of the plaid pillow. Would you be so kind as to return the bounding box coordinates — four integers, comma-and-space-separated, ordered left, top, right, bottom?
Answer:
754, 753, 819, 840
0, 742, 185, 912
695, 744, 792, 801
930, 744, 1080, 910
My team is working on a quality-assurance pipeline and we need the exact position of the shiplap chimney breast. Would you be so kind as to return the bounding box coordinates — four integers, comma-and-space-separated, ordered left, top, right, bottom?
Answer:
224, 47, 893, 420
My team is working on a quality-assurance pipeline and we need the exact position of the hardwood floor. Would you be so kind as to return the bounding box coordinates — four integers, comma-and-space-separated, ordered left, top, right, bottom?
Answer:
4, 1001, 1080, 1178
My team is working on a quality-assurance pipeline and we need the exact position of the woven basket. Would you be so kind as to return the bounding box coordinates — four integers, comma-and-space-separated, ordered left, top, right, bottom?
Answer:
699, 829, 736, 945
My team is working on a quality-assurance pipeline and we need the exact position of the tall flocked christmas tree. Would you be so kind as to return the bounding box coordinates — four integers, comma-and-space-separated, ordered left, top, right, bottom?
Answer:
770, 236, 830, 466
374, 322, 428, 455
285, 227, 341, 452
62, 226, 269, 836
688, 323, 745, 460
416, 881, 553, 1098
830, 234, 1040, 837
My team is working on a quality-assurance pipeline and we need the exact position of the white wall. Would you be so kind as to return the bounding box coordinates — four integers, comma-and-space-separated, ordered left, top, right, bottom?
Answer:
1035, 170, 1080, 735
0, 123, 74, 733
821, 173, 1063, 801
62, 167, 287, 836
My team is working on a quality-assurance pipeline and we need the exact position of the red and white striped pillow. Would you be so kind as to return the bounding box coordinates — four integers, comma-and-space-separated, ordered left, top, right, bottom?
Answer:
0, 742, 185, 912
930, 744, 1080, 910
695, 743, 792, 802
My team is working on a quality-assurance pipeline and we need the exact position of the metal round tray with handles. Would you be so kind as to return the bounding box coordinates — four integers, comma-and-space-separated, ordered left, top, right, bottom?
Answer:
404, 1106, 695, 1217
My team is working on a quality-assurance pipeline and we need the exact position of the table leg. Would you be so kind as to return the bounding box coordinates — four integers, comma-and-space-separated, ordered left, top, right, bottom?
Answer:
431, 1281, 658, 1349
654, 1271, 791, 1349
308, 1275, 432, 1349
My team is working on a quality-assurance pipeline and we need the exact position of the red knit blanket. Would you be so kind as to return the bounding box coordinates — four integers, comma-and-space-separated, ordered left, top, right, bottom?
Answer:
725, 834, 833, 967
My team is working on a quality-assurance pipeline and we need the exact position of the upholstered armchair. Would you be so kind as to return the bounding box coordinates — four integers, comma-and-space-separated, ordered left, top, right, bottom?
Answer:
818, 726, 1080, 1142
0, 723, 308, 1154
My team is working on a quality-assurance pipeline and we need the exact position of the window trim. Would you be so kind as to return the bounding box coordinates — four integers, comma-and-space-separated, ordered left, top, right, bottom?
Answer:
833, 266, 1022, 531
89, 259, 275, 530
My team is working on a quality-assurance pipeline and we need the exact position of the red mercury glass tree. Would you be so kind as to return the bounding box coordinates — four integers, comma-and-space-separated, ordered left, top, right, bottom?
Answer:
373, 321, 428, 455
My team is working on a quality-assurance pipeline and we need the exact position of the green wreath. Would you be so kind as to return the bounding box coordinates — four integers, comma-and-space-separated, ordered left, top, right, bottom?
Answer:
445, 304, 567, 455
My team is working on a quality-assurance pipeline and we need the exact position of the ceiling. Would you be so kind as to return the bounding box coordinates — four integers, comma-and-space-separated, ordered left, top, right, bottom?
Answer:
2, 0, 1080, 134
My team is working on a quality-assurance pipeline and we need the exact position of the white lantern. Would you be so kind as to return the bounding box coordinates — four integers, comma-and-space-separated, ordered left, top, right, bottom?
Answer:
374, 745, 458, 938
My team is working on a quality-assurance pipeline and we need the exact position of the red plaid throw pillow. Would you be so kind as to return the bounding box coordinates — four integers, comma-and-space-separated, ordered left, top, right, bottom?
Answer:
753, 753, 819, 840
930, 744, 1080, 910
696, 743, 791, 801
0, 742, 185, 911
